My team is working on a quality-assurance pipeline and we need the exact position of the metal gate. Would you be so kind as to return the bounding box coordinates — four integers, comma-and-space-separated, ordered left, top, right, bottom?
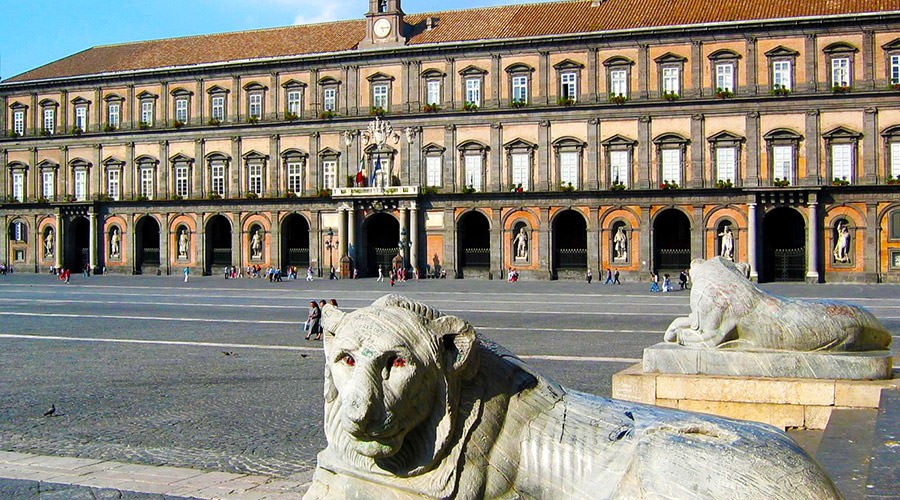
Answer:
373, 247, 397, 271
141, 247, 160, 265
557, 248, 587, 268
212, 248, 231, 265
656, 248, 691, 271
286, 248, 309, 267
462, 247, 490, 268
772, 247, 805, 281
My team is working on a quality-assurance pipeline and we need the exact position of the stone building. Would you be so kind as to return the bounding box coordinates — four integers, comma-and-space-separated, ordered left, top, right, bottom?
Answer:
1, 0, 899, 281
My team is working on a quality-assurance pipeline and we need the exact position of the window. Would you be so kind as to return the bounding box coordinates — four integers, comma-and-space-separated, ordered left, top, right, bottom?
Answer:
43, 107, 55, 134
511, 153, 530, 191
248, 163, 262, 195
654, 133, 688, 187
603, 57, 634, 102
765, 46, 799, 93
892, 210, 900, 240
211, 163, 226, 197
891, 54, 900, 86
107, 103, 120, 129
12, 221, 25, 242
764, 128, 801, 186
708, 131, 744, 186
773, 146, 794, 183
12, 171, 24, 202
287, 160, 303, 194
708, 50, 740, 95
512, 75, 528, 103
551, 137, 585, 190
831, 58, 850, 87
211, 96, 226, 121
773, 60, 792, 90
426, 80, 441, 106
370, 157, 389, 187
560, 72, 577, 101
174, 165, 189, 198
372, 83, 389, 110
602, 134, 636, 188
610, 150, 629, 186
831, 144, 852, 182
662, 67, 680, 95
610, 69, 627, 98
140, 169, 154, 199
464, 154, 483, 192
107, 169, 120, 201
559, 152, 578, 189
42, 171, 55, 199
286, 90, 302, 116
322, 160, 337, 190
175, 98, 189, 123
13, 109, 25, 136
141, 101, 154, 125
661, 149, 682, 185
892, 142, 900, 179
656, 53, 687, 98
823, 126, 861, 185
74, 170, 87, 201
74, 106, 87, 131
824, 42, 858, 90
248, 93, 263, 119
465, 78, 481, 107
425, 156, 441, 187
323, 88, 336, 111
716, 63, 734, 93
716, 147, 736, 182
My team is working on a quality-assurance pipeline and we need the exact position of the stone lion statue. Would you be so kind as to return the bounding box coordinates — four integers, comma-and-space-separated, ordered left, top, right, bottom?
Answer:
665, 257, 891, 351
304, 294, 839, 499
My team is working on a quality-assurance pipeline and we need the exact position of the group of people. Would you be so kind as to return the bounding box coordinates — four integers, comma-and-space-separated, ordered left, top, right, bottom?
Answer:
586, 268, 622, 285
0, 264, 11, 274
648, 270, 690, 292
507, 267, 520, 282
304, 298, 339, 341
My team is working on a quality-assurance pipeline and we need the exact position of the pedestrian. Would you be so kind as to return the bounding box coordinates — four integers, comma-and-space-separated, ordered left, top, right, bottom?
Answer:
413, 266, 419, 281
329, 298, 338, 307
353, 268, 358, 280
329, 265, 337, 280
389, 269, 395, 287
649, 272, 660, 292
305, 300, 321, 341
306, 266, 314, 281
224, 266, 229, 279
679, 270, 688, 290
586, 268, 593, 284
604, 268, 613, 285
183, 266, 190, 283
613, 269, 621, 284
663, 274, 673, 292
377, 265, 384, 282
64, 268, 70, 284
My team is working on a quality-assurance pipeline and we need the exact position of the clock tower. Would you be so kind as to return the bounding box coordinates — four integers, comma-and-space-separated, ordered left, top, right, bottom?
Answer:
359, 0, 407, 49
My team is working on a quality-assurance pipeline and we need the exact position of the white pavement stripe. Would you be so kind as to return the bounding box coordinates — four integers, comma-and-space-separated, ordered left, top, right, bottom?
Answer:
0, 334, 635, 364
477, 326, 660, 334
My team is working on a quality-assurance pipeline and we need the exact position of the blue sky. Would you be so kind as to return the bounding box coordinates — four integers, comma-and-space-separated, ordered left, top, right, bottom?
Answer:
1, 0, 544, 81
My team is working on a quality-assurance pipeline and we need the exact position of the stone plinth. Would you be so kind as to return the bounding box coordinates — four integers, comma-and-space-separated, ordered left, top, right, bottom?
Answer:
643, 343, 893, 380
612, 363, 899, 429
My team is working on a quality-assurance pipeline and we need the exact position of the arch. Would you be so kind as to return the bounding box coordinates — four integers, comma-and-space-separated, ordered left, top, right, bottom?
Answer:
763, 128, 803, 141
762, 207, 806, 282
504, 62, 535, 74
707, 48, 742, 60
205, 214, 233, 274
552, 209, 587, 275
653, 208, 691, 273
66, 216, 90, 271
281, 213, 310, 270
602, 56, 634, 67
714, 218, 737, 261
362, 212, 399, 277
823, 42, 859, 54
501, 207, 539, 228
703, 205, 748, 228
280, 148, 309, 160
135, 216, 161, 273
457, 210, 491, 276
205, 151, 231, 162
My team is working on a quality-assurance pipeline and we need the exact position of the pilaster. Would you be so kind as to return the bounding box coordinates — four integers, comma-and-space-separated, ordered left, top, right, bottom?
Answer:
586, 48, 599, 103
640, 206, 651, 272
443, 125, 456, 189
691, 41, 703, 97
490, 123, 502, 192
490, 208, 502, 278
862, 30, 875, 90
638, 116, 651, 189
538, 207, 551, 277
865, 202, 878, 282
490, 54, 501, 108
443, 207, 456, 277
806, 195, 820, 283
194, 139, 205, 197
539, 51, 550, 105
690, 114, 704, 188
587, 117, 600, 190
310, 132, 320, 191
587, 207, 600, 274
230, 136, 241, 198
270, 134, 281, 196
409, 201, 418, 273
805, 34, 818, 93
231, 212, 242, 270
538, 120, 550, 191
803, 109, 820, 186
745, 36, 758, 94
745, 112, 760, 186
638, 44, 650, 99
748, 201, 758, 280
863, 107, 878, 184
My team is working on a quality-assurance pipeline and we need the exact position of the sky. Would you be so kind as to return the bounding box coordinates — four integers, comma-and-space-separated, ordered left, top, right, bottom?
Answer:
0, 0, 547, 82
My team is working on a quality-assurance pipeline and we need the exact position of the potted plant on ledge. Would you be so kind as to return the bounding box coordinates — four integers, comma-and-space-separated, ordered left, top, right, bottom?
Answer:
609, 94, 627, 105
773, 178, 791, 187
831, 176, 850, 186
423, 103, 440, 113
715, 87, 734, 99
715, 179, 734, 189
771, 84, 791, 97
660, 180, 680, 190
662, 91, 679, 102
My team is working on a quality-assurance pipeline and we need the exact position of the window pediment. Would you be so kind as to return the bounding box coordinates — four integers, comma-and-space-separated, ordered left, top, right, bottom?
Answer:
169, 153, 193, 164
366, 72, 396, 82
242, 82, 268, 91
170, 88, 194, 97
881, 125, 900, 138
504, 138, 537, 151
7, 161, 29, 171
318, 147, 341, 158
882, 38, 900, 51
71, 96, 91, 105
763, 128, 803, 142
364, 143, 397, 154
707, 130, 745, 144
136, 90, 158, 99
504, 63, 534, 74
602, 56, 634, 67
601, 134, 637, 147
205, 151, 231, 162
242, 150, 269, 161
318, 76, 341, 86
421, 68, 445, 79
457, 139, 489, 153
708, 49, 741, 61
823, 42, 858, 55
822, 126, 861, 141
36, 159, 59, 170
134, 155, 159, 166
206, 85, 229, 95
281, 79, 307, 89
104, 94, 124, 103
68, 158, 92, 169
458, 65, 487, 76
552, 136, 587, 151
280, 148, 309, 159
653, 132, 690, 145
9, 101, 27, 110
422, 143, 446, 154
553, 59, 584, 70
765, 45, 800, 58
38, 99, 58, 107
654, 52, 687, 64
102, 156, 125, 166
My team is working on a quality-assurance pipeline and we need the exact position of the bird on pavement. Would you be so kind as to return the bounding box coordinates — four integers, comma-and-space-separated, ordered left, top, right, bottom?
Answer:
222, 351, 235, 356
43, 404, 56, 417
300, 354, 308, 358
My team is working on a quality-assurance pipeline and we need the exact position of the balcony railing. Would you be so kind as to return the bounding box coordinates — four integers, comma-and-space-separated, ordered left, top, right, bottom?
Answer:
332, 186, 419, 198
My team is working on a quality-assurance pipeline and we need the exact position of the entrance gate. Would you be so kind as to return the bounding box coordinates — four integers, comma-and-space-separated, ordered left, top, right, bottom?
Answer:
653, 209, 691, 273
363, 212, 399, 276
762, 207, 806, 282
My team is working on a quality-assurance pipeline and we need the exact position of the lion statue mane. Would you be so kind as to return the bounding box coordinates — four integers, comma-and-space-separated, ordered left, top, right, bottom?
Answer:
665, 257, 892, 351
304, 294, 839, 499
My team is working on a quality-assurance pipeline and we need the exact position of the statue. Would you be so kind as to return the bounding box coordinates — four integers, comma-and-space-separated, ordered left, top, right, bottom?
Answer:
512, 227, 528, 260
361, 116, 400, 150
44, 229, 54, 258
833, 221, 850, 263
304, 294, 840, 499
613, 226, 627, 261
250, 230, 262, 259
178, 229, 189, 259
664, 257, 891, 351
110, 228, 120, 257
718, 224, 734, 261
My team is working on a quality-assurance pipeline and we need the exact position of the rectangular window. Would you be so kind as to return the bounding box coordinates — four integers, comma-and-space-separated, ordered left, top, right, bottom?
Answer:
43, 108, 55, 133
610, 150, 629, 186
773, 60, 792, 90
75, 107, 87, 130
661, 149, 681, 185
372, 84, 389, 109
373, 159, 389, 187
248, 163, 262, 195
13, 110, 24, 135
560, 72, 577, 100
322, 160, 337, 190
249, 93, 262, 119
323, 88, 336, 112
890, 55, 900, 85
425, 156, 441, 187
42, 171, 54, 199
287, 91, 302, 116
662, 67, 680, 95
831, 57, 850, 87
12, 172, 24, 202
773, 145, 793, 183
211, 164, 226, 196
559, 151, 578, 189
610, 69, 627, 98
716, 63, 734, 92
426, 80, 441, 106
74, 171, 87, 201
175, 98, 188, 123
140, 169, 154, 199
465, 79, 481, 107
175, 166, 189, 198
141, 101, 153, 125
511, 153, 530, 190
892, 142, 900, 179
287, 161, 303, 194
512, 75, 528, 103
108, 103, 120, 128
211, 96, 225, 121
831, 144, 852, 182
716, 147, 736, 182
13, 222, 23, 241
464, 154, 482, 192
107, 169, 120, 201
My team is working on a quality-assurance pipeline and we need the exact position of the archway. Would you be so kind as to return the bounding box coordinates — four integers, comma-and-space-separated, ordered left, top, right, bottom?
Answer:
135, 217, 160, 274
66, 217, 90, 271
363, 212, 399, 276
653, 209, 691, 273
205, 215, 232, 274
552, 210, 587, 276
762, 207, 806, 282
281, 214, 310, 271
457, 211, 490, 277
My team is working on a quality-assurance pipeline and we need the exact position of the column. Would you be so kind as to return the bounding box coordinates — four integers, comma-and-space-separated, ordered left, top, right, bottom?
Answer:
400, 206, 409, 268
863, 107, 878, 183
806, 198, 819, 283
55, 212, 63, 269
747, 202, 758, 281
338, 207, 348, 259
744, 112, 760, 187
348, 205, 357, 266
124, 143, 134, 199
537, 121, 550, 191
803, 109, 820, 186
409, 202, 419, 274
586, 118, 600, 190
232, 76, 242, 123
490, 209, 501, 279
690, 114, 704, 188
159, 140, 169, 199
89, 212, 97, 271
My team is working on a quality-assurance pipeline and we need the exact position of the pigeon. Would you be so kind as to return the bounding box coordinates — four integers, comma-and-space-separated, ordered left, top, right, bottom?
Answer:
43, 404, 56, 417
222, 351, 235, 356
300, 354, 308, 358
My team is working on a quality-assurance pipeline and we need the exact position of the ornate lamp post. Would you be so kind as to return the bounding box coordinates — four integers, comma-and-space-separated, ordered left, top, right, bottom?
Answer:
325, 228, 337, 275
398, 227, 408, 270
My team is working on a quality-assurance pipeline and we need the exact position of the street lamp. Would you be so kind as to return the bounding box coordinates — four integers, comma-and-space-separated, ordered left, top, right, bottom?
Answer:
398, 227, 408, 269
325, 228, 336, 275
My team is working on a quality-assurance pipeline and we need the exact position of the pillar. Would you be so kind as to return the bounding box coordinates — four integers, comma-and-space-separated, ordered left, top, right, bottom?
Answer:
748, 202, 758, 281
538, 207, 551, 278
409, 201, 419, 275
865, 202, 878, 282
197, 213, 206, 275
338, 207, 348, 259
89, 212, 97, 271
537, 120, 550, 191
271, 214, 281, 271
348, 205, 357, 267
128, 213, 137, 274
640, 206, 651, 273
806, 198, 820, 283
587, 207, 600, 274
863, 107, 878, 184
55, 212, 63, 269
490, 208, 501, 279
231, 213, 241, 270
586, 118, 600, 190
690, 114, 704, 188
745, 112, 760, 187
160, 215, 170, 275
400, 206, 409, 268
803, 109, 820, 186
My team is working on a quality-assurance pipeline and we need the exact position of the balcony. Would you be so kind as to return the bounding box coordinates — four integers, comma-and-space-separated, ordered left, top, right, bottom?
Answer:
332, 186, 419, 198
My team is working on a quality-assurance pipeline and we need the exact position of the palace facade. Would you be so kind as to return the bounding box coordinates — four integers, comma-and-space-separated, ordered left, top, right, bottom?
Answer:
2, 0, 900, 281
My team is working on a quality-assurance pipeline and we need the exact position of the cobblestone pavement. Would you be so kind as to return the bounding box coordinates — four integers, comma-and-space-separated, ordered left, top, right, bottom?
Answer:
0, 273, 897, 481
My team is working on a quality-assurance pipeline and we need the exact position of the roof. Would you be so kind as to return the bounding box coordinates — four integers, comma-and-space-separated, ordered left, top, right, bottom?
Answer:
5, 0, 899, 83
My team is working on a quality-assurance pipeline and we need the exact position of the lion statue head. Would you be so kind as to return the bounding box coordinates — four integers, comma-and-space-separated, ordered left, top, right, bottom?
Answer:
319, 294, 480, 477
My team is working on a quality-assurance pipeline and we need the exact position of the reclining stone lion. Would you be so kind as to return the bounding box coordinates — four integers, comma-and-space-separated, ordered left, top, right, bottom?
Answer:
304, 294, 839, 499
665, 257, 891, 351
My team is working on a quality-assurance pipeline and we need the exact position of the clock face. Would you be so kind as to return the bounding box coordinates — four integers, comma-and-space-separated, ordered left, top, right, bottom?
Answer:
374, 18, 392, 38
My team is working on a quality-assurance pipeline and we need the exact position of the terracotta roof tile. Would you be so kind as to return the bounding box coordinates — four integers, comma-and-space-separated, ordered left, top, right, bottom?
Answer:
6, 0, 899, 83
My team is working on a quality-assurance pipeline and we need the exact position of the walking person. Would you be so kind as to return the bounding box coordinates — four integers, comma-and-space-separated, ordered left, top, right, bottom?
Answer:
604, 268, 613, 285
613, 269, 621, 284
649, 272, 660, 292
679, 270, 688, 290
306, 266, 314, 281
377, 265, 384, 282
663, 274, 673, 292
305, 300, 321, 341
183, 266, 190, 283
586, 268, 593, 284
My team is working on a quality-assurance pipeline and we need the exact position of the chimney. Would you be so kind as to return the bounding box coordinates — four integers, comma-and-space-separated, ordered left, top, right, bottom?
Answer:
426, 17, 438, 30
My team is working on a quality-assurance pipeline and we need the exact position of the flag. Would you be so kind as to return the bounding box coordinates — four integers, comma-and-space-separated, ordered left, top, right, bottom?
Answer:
355, 158, 365, 186
370, 156, 382, 186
